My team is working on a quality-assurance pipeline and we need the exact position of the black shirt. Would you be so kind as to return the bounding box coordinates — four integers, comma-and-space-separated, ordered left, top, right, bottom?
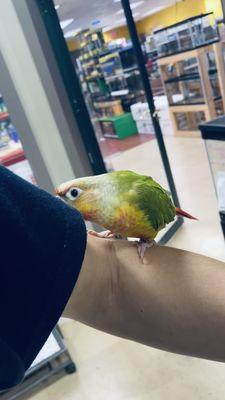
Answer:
0, 165, 87, 390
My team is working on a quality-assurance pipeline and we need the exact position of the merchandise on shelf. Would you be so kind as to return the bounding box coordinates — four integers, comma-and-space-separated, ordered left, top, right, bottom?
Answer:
0, 95, 20, 148
174, 111, 206, 131
93, 100, 123, 117
158, 39, 225, 136
98, 113, 137, 139
154, 13, 219, 58
165, 70, 221, 106
130, 102, 154, 135
130, 102, 151, 121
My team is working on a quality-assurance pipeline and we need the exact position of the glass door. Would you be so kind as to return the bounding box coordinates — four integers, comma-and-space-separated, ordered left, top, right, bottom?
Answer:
38, 0, 182, 243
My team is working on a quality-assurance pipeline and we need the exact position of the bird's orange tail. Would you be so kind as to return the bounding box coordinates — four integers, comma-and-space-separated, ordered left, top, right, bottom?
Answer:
175, 207, 198, 220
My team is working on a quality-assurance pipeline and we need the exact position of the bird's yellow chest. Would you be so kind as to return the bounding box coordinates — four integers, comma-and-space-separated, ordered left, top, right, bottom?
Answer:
105, 203, 157, 240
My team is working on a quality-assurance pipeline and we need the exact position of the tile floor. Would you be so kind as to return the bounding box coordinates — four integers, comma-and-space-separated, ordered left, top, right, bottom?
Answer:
30, 136, 225, 400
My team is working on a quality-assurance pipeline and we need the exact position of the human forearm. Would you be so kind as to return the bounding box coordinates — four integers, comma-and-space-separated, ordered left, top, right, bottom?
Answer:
63, 235, 225, 362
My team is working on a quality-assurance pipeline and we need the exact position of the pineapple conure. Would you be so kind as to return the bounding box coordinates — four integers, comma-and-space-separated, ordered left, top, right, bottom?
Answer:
55, 170, 197, 261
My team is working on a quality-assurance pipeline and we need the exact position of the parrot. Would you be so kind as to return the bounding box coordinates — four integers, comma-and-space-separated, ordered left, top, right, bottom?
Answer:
55, 170, 197, 260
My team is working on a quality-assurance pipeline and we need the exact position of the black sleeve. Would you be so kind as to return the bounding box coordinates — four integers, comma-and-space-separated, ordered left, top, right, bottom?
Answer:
0, 165, 87, 390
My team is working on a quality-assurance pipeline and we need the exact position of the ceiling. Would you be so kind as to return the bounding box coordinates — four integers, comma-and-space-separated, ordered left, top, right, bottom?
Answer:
54, 0, 181, 37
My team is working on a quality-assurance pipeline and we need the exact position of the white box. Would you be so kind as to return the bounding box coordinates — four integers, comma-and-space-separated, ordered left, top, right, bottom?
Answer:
136, 119, 154, 135
131, 102, 151, 121
130, 103, 143, 120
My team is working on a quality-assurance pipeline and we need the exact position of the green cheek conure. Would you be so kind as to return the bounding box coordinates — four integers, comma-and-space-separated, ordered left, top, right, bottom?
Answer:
55, 170, 197, 260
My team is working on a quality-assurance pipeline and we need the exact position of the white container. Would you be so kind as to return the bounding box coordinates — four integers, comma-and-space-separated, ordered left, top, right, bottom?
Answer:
130, 103, 143, 121
131, 102, 151, 121
136, 119, 154, 134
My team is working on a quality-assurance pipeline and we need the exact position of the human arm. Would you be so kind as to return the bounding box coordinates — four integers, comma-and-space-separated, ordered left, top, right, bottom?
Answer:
63, 234, 225, 362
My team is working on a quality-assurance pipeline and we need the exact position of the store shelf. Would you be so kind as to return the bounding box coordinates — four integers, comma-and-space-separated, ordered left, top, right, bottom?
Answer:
0, 141, 25, 166
0, 111, 9, 121
157, 44, 215, 66
159, 41, 225, 136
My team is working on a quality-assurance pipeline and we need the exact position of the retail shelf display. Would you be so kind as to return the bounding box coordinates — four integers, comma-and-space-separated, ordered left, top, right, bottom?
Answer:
157, 39, 225, 136
74, 28, 161, 137
154, 13, 220, 58
1, 328, 76, 400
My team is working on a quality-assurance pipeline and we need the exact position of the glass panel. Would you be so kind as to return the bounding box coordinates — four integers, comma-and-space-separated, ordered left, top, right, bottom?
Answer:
0, 92, 35, 183
205, 139, 225, 211
55, 0, 178, 239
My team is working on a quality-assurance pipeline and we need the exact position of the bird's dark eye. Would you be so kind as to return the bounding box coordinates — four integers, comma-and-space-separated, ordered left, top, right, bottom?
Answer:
66, 186, 82, 201
70, 188, 78, 198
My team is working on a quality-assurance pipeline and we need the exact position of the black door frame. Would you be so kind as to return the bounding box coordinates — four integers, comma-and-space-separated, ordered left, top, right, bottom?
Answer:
35, 0, 106, 176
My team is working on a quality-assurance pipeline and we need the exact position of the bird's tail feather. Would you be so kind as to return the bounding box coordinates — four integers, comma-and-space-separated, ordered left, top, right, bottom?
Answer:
175, 207, 198, 220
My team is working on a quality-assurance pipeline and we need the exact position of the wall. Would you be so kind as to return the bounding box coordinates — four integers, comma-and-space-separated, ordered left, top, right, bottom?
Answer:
69, 0, 224, 48
103, 0, 223, 41
136, 0, 206, 34
204, 0, 223, 19
103, 25, 129, 42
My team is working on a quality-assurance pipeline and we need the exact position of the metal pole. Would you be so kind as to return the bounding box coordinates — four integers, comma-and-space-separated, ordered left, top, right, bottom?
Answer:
221, 0, 225, 21
121, 0, 180, 207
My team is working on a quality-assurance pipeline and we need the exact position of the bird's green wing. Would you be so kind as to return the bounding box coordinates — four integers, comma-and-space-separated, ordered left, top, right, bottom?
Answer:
129, 176, 176, 231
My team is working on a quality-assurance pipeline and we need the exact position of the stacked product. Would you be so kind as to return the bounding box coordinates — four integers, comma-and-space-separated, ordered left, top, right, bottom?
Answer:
131, 102, 154, 134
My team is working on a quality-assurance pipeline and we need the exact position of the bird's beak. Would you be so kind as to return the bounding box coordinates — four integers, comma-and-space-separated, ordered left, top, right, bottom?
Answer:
55, 193, 67, 203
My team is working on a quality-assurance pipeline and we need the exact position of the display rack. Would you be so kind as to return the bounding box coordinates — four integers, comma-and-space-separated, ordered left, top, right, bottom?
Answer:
0, 327, 76, 400
158, 42, 225, 137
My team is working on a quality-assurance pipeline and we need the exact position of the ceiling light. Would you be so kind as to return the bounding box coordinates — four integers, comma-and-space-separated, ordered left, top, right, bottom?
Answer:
130, 1, 144, 10
60, 18, 74, 30
64, 29, 81, 38
114, 0, 120, 2
141, 6, 164, 18
116, 8, 124, 15
54, 4, 60, 10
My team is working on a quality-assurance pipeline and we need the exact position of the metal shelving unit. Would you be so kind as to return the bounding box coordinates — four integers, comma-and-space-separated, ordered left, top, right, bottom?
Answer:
0, 327, 76, 400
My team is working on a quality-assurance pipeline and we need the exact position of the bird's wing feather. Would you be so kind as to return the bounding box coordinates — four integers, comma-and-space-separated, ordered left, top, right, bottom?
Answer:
129, 178, 176, 231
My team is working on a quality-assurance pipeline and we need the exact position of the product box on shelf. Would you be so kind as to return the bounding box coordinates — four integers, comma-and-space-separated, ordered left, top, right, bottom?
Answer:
130, 102, 151, 121
136, 119, 154, 134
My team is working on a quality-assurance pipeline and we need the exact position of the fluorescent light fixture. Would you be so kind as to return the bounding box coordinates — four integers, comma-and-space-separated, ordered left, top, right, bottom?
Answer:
54, 4, 60, 10
116, 8, 124, 15
60, 18, 74, 30
130, 1, 144, 10
114, 0, 121, 2
141, 6, 164, 18
64, 29, 81, 38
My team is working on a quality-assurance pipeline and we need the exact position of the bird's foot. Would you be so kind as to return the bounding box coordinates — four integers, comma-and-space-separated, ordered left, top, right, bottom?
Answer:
88, 230, 115, 239
136, 239, 156, 263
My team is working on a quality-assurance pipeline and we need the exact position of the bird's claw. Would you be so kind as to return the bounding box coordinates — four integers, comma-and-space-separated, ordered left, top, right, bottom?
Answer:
136, 239, 155, 263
